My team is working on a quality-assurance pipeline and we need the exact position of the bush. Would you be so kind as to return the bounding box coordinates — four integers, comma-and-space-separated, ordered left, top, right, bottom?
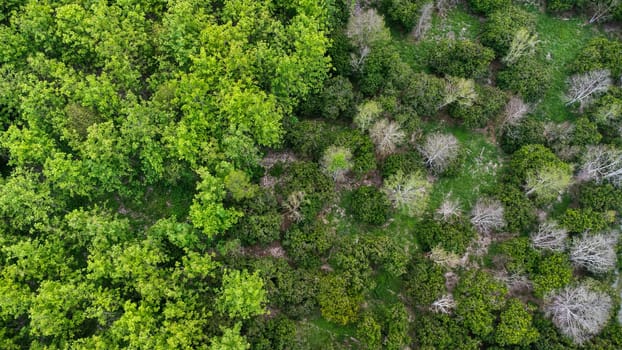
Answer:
229, 189, 282, 246
414, 312, 479, 349
278, 162, 334, 222
588, 87, 622, 144
318, 274, 363, 325
357, 45, 402, 97
401, 72, 446, 117
488, 237, 539, 274
496, 185, 537, 234
283, 223, 334, 268
448, 84, 508, 128
284, 119, 336, 160
335, 129, 377, 176
381, 151, 426, 178
347, 186, 391, 225
500, 116, 546, 154
572, 37, 622, 77
246, 316, 297, 350
404, 255, 446, 306
576, 181, 622, 212
429, 39, 495, 78
383, 0, 427, 28
506, 144, 561, 184
497, 58, 551, 102
320, 75, 355, 120
571, 117, 601, 146
481, 6, 536, 56
529, 253, 572, 298
558, 208, 610, 233
415, 216, 476, 254
468, 0, 511, 14
546, 0, 577, 12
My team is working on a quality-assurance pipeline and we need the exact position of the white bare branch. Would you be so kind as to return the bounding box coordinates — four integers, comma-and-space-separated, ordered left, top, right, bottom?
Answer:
418, 133, 460, 174
412, 2, 434, 41
429, 245, 462, 269
570, 232, 619, 274
579, 145, 622, 187
565, 69, 612, 110
435, 197, 462, 222
470, 198, 506, 234
502, 96, 531, 127
588, 0, 620, 23
346, 8, 390, 70
431, 294, 456, 314
544, 284, 612, 344
503, 28, 539, 66
369, 118, 405, 157
530, 221, 568, 252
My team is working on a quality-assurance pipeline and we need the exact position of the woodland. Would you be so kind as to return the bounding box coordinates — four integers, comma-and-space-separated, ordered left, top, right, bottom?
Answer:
0, 0, 622, 349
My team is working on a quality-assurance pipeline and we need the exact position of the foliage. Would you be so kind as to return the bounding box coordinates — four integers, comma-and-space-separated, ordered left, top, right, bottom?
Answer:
401, 72, 447, 117
354, 100, 383, 132
448, 84, 508, 128
415, 216, 477, 254
572, 117, 602, 146
383, 0, 429, 28
428, 39, 495, 78
497, 58, 552, 102
356, 313, 382, 350
468, 0, 511, 14
382, 170, 432, 215
381, 151, 425, 178
496, 184, 537, 234
454, 270, 508, 338
414, 312, 479, 349
320, 76, 356, 120
217, 269, 267, 320
317, 274, 363, 325
283, 223, 334, 269
347, 186, 392, 225
321, 145, 353, 181
278, 162, 334, 223
500, 116, 546, 154
228, 189, 281, 246
404, 255, 446, 306
531, 252, 573, 298
576, 181, 622, 212
572, 36, 622, 78
481, 6, 536, 56
558, 208, 610, 233
495, 298, 540, 346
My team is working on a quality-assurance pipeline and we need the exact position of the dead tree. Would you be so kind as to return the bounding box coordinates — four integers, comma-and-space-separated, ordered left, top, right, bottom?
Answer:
502, 96, 530, 127
346, 8, 390, 71
579, 145, 622, 187
588, 0, 620, 23
565, 69, 612, 110
530, 221, 568, 252
412, 2, 434, 41
431, 294, 456, 314
470, 198, 506, 234
570, 232, 618, 274
418, 133, 460, 174
369, 119, 405, 157
545, 284, 612, 344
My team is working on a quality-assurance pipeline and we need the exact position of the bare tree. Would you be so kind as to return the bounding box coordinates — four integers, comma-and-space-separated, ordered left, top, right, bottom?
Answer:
530, 221, 568, 252
431, 294, 456, 314
412, 2, 434, 41
470, 198, 506, 234
579, 145, 622, 187
565, 69, 612, 110
588, 0, 620, 23
369, 118, 405, 157
503, 28, 539, 66
502, 96, 530, 127
436, 0, 459, 17
346, 8, 390, 71
418, 133, 460, 174
442, 77, 477, 108
382, 170, 431, 215
435, 197, 462, 222
544, 284, 612, 344
570, 232, 618, 274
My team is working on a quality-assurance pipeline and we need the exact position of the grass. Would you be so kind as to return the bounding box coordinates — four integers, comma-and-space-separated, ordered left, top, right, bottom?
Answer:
532, 11, 598, 122
426, 124, 502, 211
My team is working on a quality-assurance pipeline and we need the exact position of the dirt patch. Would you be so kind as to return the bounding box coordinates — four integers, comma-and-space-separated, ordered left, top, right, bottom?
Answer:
243, 241, 288, 259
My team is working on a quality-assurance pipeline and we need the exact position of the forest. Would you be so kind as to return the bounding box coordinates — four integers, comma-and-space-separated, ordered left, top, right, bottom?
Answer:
0, 0, 621, 349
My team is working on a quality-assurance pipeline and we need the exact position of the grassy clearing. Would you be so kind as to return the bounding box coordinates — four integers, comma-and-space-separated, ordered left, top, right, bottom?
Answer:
533, 11, 598, 122
426, 125, 502, 211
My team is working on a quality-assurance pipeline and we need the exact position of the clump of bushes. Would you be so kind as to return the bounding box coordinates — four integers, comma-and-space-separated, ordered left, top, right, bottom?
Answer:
347, 185, 392, 225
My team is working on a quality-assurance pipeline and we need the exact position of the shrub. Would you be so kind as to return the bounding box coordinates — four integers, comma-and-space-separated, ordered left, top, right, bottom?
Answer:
468, 0, 511, 14
414, 313, 479, 349
383, 0, 428, 28
481, 6, 536, 56
572, 37, 622, 77
558, 208, 610, 233
278, 162, 334, 222
284, 119, 336, 160
404, 255, 447, 306
381, 151, 425, 178
496, 185, 537, 234
321, 145, 353, 181
495, 298, 540, 346
347, 185, 391, 225
506, 144, 561, 184
354, 100, 383, 132
357, 45, 402, 96
327, 30, 354, 77
415, 216, 477, 254
449, 84, 508, 128
500, 116, 546, 154
283, 223, 334, 268
547, 0, 577, 12
571, 117, 602, 146
531, 252, 573, 298
576, 181, 622, 212
401, 72, 446, 117
356, 313, 382, 350
497, 58, 551, 102
318, 274, 363, 325
229, 189, 282, 246
488, 237, 539, 274
335, 129, 377, 176
428, 39, 495, 78
320, 75, 355, 120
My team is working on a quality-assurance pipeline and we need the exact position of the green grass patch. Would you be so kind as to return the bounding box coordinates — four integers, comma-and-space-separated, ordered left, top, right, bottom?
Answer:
427, 125, 502, 211
533, 11, 598, 122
